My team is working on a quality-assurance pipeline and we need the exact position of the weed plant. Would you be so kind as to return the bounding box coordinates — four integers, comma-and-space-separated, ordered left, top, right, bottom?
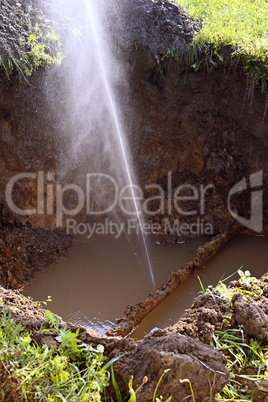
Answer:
0, 309, 111, 401
0, 308, 173, 401
0, 20, 63, 83
198, 270, 268, 400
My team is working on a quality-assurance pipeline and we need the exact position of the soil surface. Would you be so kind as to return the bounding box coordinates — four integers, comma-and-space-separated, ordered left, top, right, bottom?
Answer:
0, 0, 267, 241
0, 203, 73, 289
1, 273, 268, 400
149, 274, 268, 401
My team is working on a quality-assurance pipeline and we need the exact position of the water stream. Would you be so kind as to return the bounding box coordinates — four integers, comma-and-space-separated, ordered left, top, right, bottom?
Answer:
84, 1, 155, 288
32, 2, 268, 338
52, 0, 155, 287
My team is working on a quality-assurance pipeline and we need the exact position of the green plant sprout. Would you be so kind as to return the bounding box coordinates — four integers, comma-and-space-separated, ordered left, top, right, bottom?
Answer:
197, 270, 268, 400
0, 20, 63, 83
180, 378, 195, 402
105, 366, 172, 402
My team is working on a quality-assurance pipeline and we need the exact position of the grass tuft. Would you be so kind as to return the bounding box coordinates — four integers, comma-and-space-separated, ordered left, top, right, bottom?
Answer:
171, 0, 268, 89
197, 270, 268, 401
0, 20, 63, 83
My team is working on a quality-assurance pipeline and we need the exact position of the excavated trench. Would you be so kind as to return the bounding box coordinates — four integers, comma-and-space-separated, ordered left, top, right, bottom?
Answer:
23, 231, 268, 340
0, 0, 268, 400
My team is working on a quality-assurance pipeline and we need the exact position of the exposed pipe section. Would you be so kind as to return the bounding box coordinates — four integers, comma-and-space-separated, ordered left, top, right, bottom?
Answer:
106, 225, 240, 337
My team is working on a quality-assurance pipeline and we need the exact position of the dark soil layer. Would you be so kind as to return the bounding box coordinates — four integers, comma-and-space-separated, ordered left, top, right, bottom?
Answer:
0, 0, 53, 62
0, 203, 72, 289
0, 0, 267, 240
111, 0, 201, 54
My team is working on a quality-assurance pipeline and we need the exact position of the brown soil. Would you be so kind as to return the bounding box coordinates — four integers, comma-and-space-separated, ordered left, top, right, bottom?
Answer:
0, 285, 229, 401
0, 367, 23, 402
1, 271, 268, 400
148, 274, 268, 401
0, 203, 73, 289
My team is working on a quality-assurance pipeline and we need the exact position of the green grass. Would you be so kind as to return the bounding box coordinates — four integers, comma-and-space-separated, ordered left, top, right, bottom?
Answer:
198, 270, 268, 401
0, 20, 63, 83
0, 308, 173, 401
213, 328, 268, 401
173, 0, 268, 88
0, 308, 110, 401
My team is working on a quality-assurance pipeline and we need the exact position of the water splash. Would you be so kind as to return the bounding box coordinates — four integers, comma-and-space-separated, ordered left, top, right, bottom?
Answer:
52, 0, 156, 288
86, 1, 155, 289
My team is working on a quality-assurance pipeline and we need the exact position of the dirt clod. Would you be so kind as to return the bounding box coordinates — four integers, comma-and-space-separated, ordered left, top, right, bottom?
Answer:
232, 293, 268, 342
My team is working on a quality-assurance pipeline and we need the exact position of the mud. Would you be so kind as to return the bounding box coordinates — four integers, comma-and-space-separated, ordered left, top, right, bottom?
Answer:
0, 284, 229, 401
0, 203, 73, 289
1, 271, 268, 400
107, 224, 238, 337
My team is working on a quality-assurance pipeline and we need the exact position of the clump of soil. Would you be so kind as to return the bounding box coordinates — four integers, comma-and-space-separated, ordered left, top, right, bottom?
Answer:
114, 0, 201, 55
0, 265, 267, 400
0, 203, 73, 289
148, 272, 268, 401
157, 274, 268, 345
0, 366, 22, 402
0, 285, 229, 402
149, 276, 268, 346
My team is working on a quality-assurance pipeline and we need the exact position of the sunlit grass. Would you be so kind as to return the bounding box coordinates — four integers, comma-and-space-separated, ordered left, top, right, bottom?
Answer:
176, 0, 268, 59
174, 0, 268, 85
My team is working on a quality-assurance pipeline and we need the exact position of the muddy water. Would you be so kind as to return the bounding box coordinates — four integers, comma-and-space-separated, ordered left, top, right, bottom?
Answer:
131, 234, 268, 339
24, 234, 206, 334
24, 234, 268, 336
